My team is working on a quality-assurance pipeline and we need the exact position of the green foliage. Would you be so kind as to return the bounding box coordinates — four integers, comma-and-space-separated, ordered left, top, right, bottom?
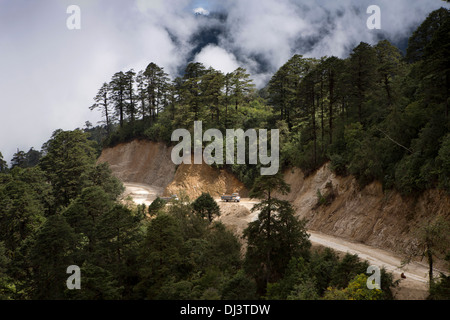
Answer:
244, 196, 311, 295
428, 273, 450, 300
39, 129, 97, 208
404, 217, 450, 288
329, 253, 370, 289
0, 173, 47, 253
205, 222, 242, 272
135, 206, 244, 300
406, 8, 450, 63
148, 197, 166, 216
323, 274, 384, 300
70, 262, 122, 300
10, 148, 42, 169
221, 270, 258, 300
286, 278, 320, 300
249, 173, 290, 199
0, 132, 401, 302
315, 181, 336, 207
436, 133, 450, 191
0, 242, 15, 300
136, 213, 183, 299
0, 152, 7, 173
266, 248, 397, 300
192, 192, 221, 223
29, 215, 77, 299
81, 162, 124, 200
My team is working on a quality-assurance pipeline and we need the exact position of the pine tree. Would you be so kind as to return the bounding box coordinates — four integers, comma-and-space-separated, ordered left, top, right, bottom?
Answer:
10, 150, 27, 169
420, 15, 450, 120
0, 152, 7, 173
144, 62, 170, 123
136, 214, 183, 299
230, 67, 255, 111
90, 82, 113, 133
268, 55, 316, 127
124, 69, 137, 123
136, 70, 148, 121
192, 192, 221, 223
201, 68, 225, 124
63, 186, 114, 256
29, 215, 77, 299
0, 178, 46, 253
406, 8, 450, 63
39, 129, 97, 208
110, 71, 128, 128
244, 174, 310, 295
183, 62, 207, 121
374, 40, 405, 107
322, 56, 345, 144
348, 42, 377, 124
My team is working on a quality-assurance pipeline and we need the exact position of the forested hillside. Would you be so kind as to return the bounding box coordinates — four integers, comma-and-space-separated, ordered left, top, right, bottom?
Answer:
0, 8, 449, 300
84, 7, 450, 195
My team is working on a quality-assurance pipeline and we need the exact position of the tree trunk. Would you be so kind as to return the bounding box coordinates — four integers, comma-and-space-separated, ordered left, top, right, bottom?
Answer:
320, 77, 324, 154
266, 190, 272, 290
426, 243, 434, 289
329, 70, 334, 144
312, 87, 317, 166
104, 100, 110, 134
384, 75, 392, 107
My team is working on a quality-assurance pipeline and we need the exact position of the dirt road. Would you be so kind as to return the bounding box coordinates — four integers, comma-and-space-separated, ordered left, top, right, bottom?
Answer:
122, 182, 164, 206
307, 230, 433, 299
123, 182, 437, 299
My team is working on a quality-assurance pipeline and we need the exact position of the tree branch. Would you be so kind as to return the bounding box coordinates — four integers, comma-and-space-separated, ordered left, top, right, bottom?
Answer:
376, 127, 413, 154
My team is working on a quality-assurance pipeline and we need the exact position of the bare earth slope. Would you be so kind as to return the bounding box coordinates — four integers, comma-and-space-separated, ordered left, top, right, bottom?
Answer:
277, 164, 450, 266
164, 158, 248, 199
97, 140, 176, 188
98, 140, 248, 199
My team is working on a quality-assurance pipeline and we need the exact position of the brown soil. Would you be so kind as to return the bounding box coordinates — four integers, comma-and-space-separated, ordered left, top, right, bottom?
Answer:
98, 140, 248, 201
276, 164, 450, 271
97, 140, 176, 188
164, 156, 248, 200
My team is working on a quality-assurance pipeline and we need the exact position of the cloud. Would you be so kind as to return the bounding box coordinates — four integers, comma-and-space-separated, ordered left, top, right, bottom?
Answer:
193, 7, 210, 16
206, 0, 449, 86
194, 45, 239, 74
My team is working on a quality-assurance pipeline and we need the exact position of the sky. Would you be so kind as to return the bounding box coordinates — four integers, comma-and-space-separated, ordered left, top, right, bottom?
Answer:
0, 0, 449, 164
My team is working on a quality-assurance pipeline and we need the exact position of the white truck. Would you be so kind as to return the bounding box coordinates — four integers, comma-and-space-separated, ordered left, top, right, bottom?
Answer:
160, 194, 179, 202
221, 192, 240, 202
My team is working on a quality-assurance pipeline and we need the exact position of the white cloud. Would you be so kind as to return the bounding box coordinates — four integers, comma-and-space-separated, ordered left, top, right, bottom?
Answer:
193, 7, 210, 16
194, 45, 240, 74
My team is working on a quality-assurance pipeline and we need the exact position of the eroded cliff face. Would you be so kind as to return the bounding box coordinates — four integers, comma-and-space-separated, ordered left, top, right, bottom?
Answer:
164, 160, 248, 200
277, 164, 450, 262
97, 140, 177, 188
97, 140, 248, 200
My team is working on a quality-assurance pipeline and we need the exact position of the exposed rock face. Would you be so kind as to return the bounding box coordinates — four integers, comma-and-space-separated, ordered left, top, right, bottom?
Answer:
164, 157, 248, 200
277, 164, 450, 263
97, 140, 177, 188
97, 140, 248, 200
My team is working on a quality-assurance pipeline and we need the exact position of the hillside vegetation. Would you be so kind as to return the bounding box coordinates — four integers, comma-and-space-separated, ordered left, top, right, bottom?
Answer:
85, 8, 450, 196
0, 8, 449, 300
